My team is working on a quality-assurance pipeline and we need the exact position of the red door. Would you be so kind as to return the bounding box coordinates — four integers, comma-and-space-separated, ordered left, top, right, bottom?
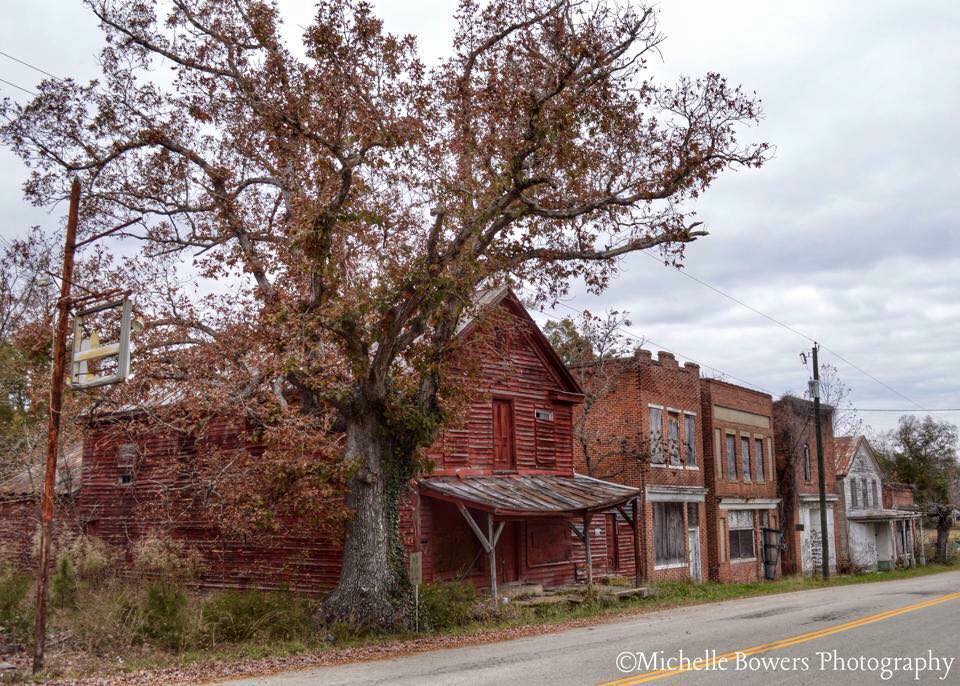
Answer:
606, 514, 620, 571
493, 399, 516, 471
496, 522, 520, 583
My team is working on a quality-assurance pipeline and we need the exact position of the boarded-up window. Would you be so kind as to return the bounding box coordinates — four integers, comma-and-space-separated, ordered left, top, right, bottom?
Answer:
649, 407, 663, 463
861, 478, 869, 507
527, 521, 571, 566
725, 434, 736, 481
871, 480, 879, 508
728, 510, 755, 560
850, 478, 859, 507
741, 436, 751, 480
754, 438, 764, 482
534, 406, 557, 466
668, 412, 681, 465
685, 414, 697, 466
432, 504, 482, 577
653, 502, 685, 566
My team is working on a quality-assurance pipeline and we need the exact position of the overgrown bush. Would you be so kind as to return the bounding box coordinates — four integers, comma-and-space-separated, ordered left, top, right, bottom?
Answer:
0, 567, 31, 645
64, 581, 143, 655
139, 582, 193, 650
61, 535, 116, 582
200, 589, 313, 645
51, 557, 78, 609
132, 533, 203, 581
420, 581, 478, 632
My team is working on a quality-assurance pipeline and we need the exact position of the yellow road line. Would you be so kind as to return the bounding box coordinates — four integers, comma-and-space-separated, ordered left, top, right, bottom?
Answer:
601, 590, 960, 686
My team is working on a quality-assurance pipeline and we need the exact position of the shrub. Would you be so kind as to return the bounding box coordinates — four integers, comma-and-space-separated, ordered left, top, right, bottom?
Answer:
51, 557, 78, 609
0, 568, 31, 644
420, 581, 478, 632
132, 533, 203, 581
65, 581, 143, 655
201, 589, 313, 645
139, 582, 193, 650
62, 535, 116, 582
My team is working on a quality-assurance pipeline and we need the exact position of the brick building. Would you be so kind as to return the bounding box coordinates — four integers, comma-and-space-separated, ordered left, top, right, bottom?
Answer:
772, 396, 840, 576
700, 379, 781, 583
574, 349, 707, 583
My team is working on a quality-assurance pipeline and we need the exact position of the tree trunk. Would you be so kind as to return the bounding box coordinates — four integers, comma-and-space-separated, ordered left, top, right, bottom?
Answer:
934, 512, 951, 564
318, 412, 410, 630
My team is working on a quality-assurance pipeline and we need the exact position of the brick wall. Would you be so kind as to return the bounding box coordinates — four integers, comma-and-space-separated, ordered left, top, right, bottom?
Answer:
701, 379, 780, 582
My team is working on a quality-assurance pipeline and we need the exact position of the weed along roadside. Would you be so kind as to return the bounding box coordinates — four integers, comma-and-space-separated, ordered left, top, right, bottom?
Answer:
0, 552, 954, 683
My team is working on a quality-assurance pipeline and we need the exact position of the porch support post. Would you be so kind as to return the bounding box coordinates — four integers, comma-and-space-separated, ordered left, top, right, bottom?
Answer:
583, 511, 594, 588
918, 516, 926, 566
632, 497, 642, 588
487, 513, 499, 603
456, 503, 505, 602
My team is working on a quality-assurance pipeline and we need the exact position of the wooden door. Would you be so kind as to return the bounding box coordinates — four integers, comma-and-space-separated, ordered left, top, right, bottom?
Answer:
606, 514, 620, 571
493, 399, 516, 471
496, 522, 520, 583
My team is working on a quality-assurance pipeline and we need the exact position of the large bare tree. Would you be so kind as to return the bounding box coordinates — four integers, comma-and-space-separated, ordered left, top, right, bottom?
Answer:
0, 0, 768, 628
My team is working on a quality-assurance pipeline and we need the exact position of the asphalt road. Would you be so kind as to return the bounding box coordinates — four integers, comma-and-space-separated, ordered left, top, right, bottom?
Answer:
220, 571, 960, 686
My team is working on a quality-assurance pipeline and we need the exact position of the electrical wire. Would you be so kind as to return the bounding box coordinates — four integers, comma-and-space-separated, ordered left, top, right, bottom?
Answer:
641, 250, 929, 411
0, 49, 60, 80
0, 76, 36, 96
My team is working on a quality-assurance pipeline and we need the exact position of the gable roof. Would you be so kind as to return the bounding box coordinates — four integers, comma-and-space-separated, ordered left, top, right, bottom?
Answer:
0, 443, 83, 498
456, 286, 584, 398
835, 434, 881, 478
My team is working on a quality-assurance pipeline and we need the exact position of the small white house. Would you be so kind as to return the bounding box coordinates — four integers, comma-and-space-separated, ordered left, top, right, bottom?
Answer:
835, 436, 919, 571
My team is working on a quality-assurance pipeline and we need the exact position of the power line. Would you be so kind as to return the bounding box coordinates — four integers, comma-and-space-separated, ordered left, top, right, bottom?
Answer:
846, 408, 960, 413
0, 49, 60, 80
538, 300, 774, 395
641, 250, 928, 411
0, 76, 36, 96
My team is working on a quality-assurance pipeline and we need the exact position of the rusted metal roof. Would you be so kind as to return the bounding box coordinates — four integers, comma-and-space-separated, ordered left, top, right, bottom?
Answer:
0, 443, 83, 497
417, 473, 639, 516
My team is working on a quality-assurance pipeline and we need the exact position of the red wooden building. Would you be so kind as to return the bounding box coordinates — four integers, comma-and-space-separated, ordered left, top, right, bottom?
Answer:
46, 288, 642, 596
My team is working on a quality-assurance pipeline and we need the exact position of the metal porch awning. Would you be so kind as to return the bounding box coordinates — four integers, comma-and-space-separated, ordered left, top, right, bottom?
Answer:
847, 508, 921, 522
417, 473, 642, 599
416, 472, 640, 517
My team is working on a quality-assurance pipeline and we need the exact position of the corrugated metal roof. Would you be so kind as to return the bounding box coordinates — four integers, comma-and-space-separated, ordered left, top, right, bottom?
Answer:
0, 443, 83, 497
417, 473, 639, 516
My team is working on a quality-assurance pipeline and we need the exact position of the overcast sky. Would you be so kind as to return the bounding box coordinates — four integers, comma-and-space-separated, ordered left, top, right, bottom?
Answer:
1, 1, 958, 434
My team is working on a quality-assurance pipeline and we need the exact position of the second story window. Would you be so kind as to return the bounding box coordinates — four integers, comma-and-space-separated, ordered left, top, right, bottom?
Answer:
649, 407, 663, 463
740, 436, 751, 480
802, 444, 811, 482
851, 477, 859, 507
725, 434, 736, 481
668, 412, 681, 465
861, 478, 869, 507
754, 438, 764, 482
685, 414, 697, 466
871, 480, 879, 508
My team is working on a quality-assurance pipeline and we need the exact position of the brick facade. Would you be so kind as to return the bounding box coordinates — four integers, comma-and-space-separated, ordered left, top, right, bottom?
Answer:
772, 396, 839, 576
574, 349, 707, 582
700, 379, 781, 583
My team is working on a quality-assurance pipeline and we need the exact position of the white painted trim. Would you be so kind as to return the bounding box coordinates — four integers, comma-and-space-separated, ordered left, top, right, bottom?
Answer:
799, 493, 839, 503
730, 557, 758, 564
683, 410, 697, 417
654, 562, 688, 570
648, 403, 665, 410
719, 498, 781, 510
646, 486, 707, 503
666, 407, 682, 414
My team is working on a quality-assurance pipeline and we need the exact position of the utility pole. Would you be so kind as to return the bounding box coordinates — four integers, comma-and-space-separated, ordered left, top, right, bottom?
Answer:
33, 178, 80, 674
811, 343, 830, 579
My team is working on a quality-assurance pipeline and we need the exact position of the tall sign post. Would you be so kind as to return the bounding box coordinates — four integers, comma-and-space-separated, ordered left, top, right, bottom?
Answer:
31, 180, 138, 674
810, 343, 830, 579
32, 178, 80, 674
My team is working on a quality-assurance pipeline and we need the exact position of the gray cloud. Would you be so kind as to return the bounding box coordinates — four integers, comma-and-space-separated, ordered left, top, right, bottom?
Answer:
2, 1, 958, 433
